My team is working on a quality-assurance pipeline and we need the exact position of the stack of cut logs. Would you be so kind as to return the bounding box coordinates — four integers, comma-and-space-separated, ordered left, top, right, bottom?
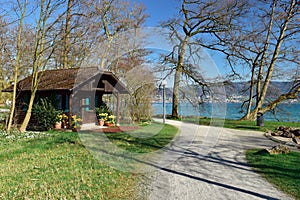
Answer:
270, 126, 300, 144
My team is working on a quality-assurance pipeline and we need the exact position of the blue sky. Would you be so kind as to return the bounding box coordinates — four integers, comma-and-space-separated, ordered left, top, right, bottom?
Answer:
135, 0, 181, 26
0, 0, 232, 79
134, 0, 232, 79
135, 1, 300, 82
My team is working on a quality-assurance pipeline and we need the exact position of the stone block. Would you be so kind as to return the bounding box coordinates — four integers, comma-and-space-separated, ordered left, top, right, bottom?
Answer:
266, 145, 290, 155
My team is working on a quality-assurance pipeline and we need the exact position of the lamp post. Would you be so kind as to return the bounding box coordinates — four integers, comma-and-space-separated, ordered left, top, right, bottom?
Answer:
161, 80, 167, 124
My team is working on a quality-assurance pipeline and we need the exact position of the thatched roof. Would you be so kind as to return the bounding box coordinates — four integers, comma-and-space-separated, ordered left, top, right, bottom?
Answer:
3, 67, 129, 94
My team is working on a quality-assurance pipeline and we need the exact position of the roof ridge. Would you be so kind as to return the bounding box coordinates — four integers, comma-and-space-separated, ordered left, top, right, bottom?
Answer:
2, 67, 127, 93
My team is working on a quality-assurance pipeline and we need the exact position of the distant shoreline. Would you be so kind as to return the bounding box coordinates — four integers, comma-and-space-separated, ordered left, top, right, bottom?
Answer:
152, 102, 300, 122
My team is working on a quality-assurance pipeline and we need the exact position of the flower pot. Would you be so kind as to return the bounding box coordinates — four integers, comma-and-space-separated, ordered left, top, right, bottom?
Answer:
105, 122, 114, 127
99, 119, 105, 126
72, 127, 80, 132
55, 122, 62, 129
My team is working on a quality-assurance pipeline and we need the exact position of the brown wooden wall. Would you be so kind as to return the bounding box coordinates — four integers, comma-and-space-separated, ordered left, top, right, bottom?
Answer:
81, 111, 97, 124
13, 90, 72, 129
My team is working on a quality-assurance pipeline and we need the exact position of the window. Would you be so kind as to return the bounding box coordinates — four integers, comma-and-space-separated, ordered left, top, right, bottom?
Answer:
23, 93, 29, 111
56, 94, 62, 110
65, 95, 69, 112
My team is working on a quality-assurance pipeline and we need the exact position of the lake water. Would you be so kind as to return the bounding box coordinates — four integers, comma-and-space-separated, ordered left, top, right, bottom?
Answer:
152, 102, 300, 122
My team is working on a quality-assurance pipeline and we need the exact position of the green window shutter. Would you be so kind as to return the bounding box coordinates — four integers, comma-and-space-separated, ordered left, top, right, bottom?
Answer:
85, 98, 89, 111
65, 95, 69, 112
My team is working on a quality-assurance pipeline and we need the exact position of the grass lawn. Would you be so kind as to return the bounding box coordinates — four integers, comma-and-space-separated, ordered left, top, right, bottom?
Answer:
0, 122, 177, 199
105, 123, 178, 153
246, 149, 300, 199
181, 116, 300, 131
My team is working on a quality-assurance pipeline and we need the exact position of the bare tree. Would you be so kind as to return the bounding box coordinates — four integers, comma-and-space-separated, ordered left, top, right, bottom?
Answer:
0, 16, 11, 104
225, 0, 300, 120
162, 0, 246, 119
81, 0, 147, 70
20, 0, 65, 132
1, 0, 149, 130
57, 0, 89, 69
125, 66, 155, 122
6, 0, 28, 132
62, 0, 73, 69
48, 0, 147, 70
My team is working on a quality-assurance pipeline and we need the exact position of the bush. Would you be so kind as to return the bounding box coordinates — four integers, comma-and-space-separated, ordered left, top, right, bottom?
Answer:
33, 97, 61, 130
95, 103, 112, 117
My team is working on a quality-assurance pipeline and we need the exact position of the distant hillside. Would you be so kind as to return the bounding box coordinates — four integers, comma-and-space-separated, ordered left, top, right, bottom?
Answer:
155, 81, 299, 102
224, 81, 297, 98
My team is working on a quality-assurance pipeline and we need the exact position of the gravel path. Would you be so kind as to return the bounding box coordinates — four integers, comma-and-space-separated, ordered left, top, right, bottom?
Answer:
143, 119, 295, 200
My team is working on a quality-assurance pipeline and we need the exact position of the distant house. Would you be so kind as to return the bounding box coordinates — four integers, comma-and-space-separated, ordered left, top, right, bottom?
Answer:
2, 67, 129, 128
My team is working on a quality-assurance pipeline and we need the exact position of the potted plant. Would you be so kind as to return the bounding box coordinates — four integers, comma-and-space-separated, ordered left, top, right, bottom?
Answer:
105, 114, 115, 127
71, 115, 82, 132
55, 113, 63, 129
61, 113, 69, 129
95, 104, 111, 126
98, 112, 108, 126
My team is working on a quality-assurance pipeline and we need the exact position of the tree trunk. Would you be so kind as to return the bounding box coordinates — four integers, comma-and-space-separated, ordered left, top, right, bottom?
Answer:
255, 0, 277, 110
99, 5, 113, 70
6, 0, 27, 132
20, 0, 47, 132
243, 85, 300, 121
241, 109, 258, 121
19, 90, 36, 132
172, 36, 189, 119
256, 0, 293, 111
63, 0, 73, 69
172, 66, 181, 119
241, 0, 295, 121
261, 86, 300, 113
244, 63, 256, 119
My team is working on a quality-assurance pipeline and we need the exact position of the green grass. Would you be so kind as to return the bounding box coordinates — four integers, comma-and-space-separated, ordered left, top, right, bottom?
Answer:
0, 131, 136, 199
105, 123, 178, 153
0, 123, 178, 199
246, 149, 300, 199
181, 116, 300, 132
